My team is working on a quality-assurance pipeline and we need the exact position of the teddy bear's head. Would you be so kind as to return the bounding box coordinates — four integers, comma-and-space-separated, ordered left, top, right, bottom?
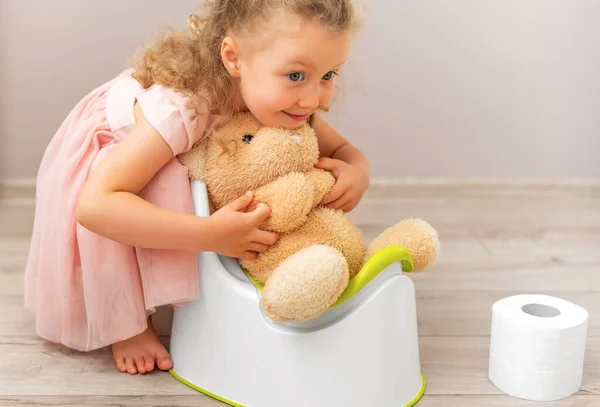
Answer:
179, 112, 320, 208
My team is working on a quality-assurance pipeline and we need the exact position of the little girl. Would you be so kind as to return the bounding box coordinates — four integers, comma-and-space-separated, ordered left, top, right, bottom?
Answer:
24, 0, 370, 375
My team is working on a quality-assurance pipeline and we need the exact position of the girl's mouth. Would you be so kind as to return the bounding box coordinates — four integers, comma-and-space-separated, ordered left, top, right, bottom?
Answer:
283, 111, 309, 122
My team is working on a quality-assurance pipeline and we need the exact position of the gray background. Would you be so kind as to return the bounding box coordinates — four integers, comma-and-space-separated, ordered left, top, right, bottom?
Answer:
1, 0, 599, 180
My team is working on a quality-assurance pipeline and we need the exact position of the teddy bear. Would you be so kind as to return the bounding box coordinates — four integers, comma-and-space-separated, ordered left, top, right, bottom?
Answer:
178, 112, 440, 322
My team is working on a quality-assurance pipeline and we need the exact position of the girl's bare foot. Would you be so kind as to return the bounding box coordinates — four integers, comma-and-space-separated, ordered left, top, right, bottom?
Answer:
111, 318, 172, 374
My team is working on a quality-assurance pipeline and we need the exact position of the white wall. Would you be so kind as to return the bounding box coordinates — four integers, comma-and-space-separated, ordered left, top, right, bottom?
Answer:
0, 0, 200, 179
1, 0, 599, 180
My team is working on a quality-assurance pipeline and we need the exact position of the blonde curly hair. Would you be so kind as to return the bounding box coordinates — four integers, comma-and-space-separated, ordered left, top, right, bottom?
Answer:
130, 0, 360, 117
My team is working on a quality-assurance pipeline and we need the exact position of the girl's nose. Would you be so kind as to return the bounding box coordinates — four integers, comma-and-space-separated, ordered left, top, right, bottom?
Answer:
298, 85, 320, 110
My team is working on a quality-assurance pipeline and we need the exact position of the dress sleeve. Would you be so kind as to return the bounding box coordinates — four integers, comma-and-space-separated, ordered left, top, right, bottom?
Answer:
135, 84, 206, 156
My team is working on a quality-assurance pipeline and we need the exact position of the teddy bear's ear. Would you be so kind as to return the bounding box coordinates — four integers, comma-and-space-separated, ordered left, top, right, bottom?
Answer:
177, 139, 208, 181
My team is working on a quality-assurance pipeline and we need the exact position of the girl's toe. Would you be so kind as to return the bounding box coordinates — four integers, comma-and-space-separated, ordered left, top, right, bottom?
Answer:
144, 356, 155, 373
125, 357, 137, 375
135, 357, 146, 374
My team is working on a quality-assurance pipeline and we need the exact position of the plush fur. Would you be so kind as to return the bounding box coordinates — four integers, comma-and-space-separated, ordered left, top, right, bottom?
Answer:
178, 113, 440, 321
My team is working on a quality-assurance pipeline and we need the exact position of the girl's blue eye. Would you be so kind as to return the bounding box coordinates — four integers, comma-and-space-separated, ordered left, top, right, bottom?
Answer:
288, 72, 304, 82
322, 71, 336, 80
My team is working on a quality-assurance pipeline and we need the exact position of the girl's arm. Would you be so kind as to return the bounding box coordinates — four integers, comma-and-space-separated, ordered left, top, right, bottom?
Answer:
75, 103, 278, 258
312, 113, 370, 175
311, 113, 371, 212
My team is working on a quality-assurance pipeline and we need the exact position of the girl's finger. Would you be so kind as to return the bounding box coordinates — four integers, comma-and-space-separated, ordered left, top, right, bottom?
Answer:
326, 190, 351, 210
248, 242, 270, 252
253, 230, 279, 246
314, 157, 340, 177
340, 199, 356, 213
322, 181, 346, 205
240, 251, 258, 261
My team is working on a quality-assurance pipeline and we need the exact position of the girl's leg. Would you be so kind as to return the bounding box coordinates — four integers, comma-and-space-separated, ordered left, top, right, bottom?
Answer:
75, 210, 173, 374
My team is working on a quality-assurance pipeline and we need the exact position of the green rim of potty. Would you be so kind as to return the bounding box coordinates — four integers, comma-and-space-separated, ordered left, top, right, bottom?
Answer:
169, 369, 427, 407
245, 245, 415, 307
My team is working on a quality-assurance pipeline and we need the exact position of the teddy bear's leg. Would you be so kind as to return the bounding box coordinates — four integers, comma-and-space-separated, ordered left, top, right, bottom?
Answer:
261, 245, 349, 322
239, 207, 366, 283
367, 218, 440, 272
301, 207, 367, 279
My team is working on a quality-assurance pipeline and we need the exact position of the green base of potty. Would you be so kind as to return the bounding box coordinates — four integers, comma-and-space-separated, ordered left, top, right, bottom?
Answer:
170, 368, 426, 407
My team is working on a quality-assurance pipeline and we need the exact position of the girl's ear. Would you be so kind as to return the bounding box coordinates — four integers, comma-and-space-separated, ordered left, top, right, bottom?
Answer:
221, 37, 241, 78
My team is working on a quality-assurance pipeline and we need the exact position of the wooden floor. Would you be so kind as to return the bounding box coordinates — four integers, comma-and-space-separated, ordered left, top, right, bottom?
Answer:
1, 182, 598, 406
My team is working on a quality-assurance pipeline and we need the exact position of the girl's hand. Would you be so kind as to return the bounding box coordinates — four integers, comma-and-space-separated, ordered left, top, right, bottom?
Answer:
207, 191, 279, 260
314, 157, 369, 212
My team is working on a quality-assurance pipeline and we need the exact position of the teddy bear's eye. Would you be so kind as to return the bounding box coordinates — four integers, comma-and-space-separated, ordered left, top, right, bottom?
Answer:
242, 134, 254, 144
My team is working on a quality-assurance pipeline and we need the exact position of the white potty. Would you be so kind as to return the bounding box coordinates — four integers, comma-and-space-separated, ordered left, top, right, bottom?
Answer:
169, 180, 426, 407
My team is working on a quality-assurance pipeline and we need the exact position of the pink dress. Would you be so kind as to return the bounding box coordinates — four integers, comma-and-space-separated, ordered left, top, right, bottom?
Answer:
24, 69, 224, 352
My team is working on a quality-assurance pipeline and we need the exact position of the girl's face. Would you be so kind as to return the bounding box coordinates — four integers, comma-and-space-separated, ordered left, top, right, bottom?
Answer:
221, 12, 352, 129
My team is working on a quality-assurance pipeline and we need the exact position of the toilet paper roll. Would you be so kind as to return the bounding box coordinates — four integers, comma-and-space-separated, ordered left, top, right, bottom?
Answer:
488, 294, 588, 402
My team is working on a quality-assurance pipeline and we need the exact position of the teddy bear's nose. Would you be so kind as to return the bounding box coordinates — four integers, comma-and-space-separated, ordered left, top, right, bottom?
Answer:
290, 134, 301, 144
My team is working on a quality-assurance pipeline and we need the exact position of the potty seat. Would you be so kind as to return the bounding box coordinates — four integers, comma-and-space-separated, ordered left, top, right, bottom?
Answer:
169, 180, 426, 407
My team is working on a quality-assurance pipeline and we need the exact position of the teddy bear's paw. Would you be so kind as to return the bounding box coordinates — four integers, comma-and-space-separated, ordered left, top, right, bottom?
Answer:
253, 172, 314, 233
305, 169, 336, 206
367, 218, 440, 272
261, 245, 349, 322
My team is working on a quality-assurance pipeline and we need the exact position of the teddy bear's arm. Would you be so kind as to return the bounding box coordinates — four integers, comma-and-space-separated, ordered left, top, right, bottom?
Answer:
305, 169, 336, 206
251, 173, 315, 233
177, 140, 207, 181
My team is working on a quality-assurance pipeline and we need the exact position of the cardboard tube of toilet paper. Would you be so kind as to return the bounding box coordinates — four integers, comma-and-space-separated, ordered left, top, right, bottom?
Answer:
488, 294, 588, 402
